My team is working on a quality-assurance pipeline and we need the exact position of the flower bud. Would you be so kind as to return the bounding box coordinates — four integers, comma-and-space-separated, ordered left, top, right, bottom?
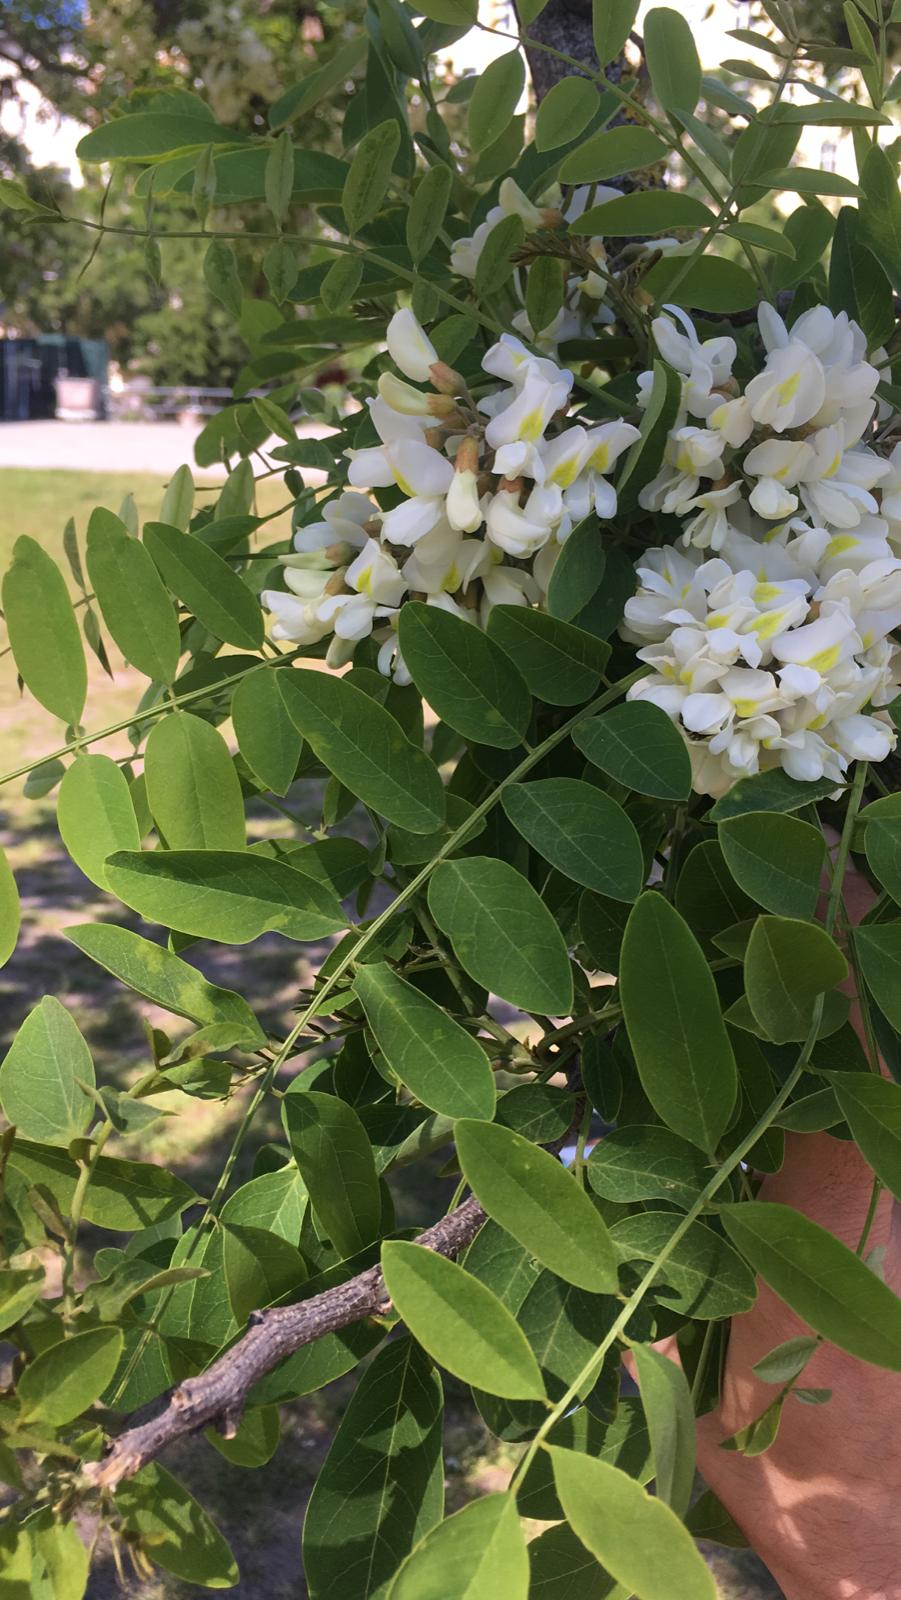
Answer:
447, 471, 483, 533
377, 373, 433, 415
429, 361, 467, 396
386, 307, 439, 383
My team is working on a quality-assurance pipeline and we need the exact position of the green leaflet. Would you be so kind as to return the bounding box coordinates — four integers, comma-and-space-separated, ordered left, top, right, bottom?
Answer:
550, 1449, 716, 1600
343, 120, 401, 233
545, 520, 605, 622
574, 702, 692, 801
231, 666, 303, 795
855, 924, 901, 1030
144, 712, 245, 850
2, 536, 87, 726
428, 857, 573, 1016
824, 1073, 901, 1204
620, 894, 737, 1153
644, 5, 701, 114
56, 754, 141, 891
105, 849, 346, 944
486, 602, 610, 707
610, 1210, 757, 1319
709, 767, 842, 820
570, 190, 713, 236
63, 923, 264, 1041
631, 1344, 695, 1517
18, 1327, 123, 1426
592, 0, 640, 65
160, 463, 195, 531
0, 998, 95, 1146
718, 811, 826, 919
85, 507, 180, 682
559, 125, 668, 184
745, 916, 848, 1043
535, 77, 599, 151
386, 1494, 528, 1600
407, 164, 454, 263
219, 1168, 308, 1241
278, 668, 445, 833
144, 520, 264, 649
303, 1340, 444, 1600
502, 778, 643, 900
455, 1119, 619, 1293
0, 845, 19, 968
587, 1125, 711, 1210
283, 1090, 382, 1258
380, 1241, 545, 1400
353, 964, 496, 1120
469, 51, 525, 152
722, 1202, 901, 1370
116, 1464, 239, 1587
222, 1225, 307, 1321
77, 111, 244, 161
398, 602, 531, 750
6, 1139, 198, 1230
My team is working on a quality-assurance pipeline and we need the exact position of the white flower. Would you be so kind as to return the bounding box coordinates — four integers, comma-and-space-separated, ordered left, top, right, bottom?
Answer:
879, 441, 901, 542
347, 438, 454, 546
797, 430, 890, 530
651, 307, 737, 420
639, 427, 724, 514
262, 567, 338, 646
680, 482, 744, 550
485, 366, 573, 461
709, 393, 754, 449
446, 469, 484, 533
745, 342, 826, 432
385, 308, 439, 383
482, 334, 567, 388
497, 176, 544, 227
292, 492, 374, 557
486, 485, 563, 557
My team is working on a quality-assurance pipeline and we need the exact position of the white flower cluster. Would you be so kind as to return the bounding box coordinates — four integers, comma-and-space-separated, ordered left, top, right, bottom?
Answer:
622, 302, 901, 795
263, 307, 639, 679
449, 176, 687, 352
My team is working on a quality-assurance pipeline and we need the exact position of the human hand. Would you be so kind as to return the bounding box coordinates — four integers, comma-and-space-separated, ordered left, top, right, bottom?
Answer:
696, 860, 901, 1600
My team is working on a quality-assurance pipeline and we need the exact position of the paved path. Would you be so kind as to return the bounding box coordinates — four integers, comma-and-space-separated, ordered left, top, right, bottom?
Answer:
0, 419, 227, 477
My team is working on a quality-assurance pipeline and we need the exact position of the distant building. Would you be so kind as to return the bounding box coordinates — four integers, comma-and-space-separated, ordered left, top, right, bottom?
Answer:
0, 336, 107, 421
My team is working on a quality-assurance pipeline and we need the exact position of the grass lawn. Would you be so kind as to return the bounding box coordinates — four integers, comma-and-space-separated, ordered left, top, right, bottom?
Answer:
0, 465, 291, 565
0, 467, 292, 780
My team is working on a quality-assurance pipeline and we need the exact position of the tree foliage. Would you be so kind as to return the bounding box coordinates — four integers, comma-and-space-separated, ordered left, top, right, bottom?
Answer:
2, 0, 901, 1593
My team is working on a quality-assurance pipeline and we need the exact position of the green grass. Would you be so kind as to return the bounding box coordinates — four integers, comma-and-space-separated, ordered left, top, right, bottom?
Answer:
0, 467, 291, 781
0, 466, 290, 565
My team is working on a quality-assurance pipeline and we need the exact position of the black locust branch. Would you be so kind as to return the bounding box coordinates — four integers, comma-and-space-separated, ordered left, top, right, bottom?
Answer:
83, 1196, 487, 1492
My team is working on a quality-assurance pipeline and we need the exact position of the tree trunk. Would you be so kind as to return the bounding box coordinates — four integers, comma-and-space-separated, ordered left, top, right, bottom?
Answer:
514, 0, 630, 103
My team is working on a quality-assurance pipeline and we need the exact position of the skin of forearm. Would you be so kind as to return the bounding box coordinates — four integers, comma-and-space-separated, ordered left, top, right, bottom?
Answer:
696, 1134, 901, 1600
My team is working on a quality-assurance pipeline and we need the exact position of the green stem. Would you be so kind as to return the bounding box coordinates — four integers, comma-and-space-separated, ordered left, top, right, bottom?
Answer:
62, 1120, 113, 1317
688, 1319, 717, 1410
573, 1100, 593, 1189
856, 1175, 883, 1258
509, 761, 868, 1492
